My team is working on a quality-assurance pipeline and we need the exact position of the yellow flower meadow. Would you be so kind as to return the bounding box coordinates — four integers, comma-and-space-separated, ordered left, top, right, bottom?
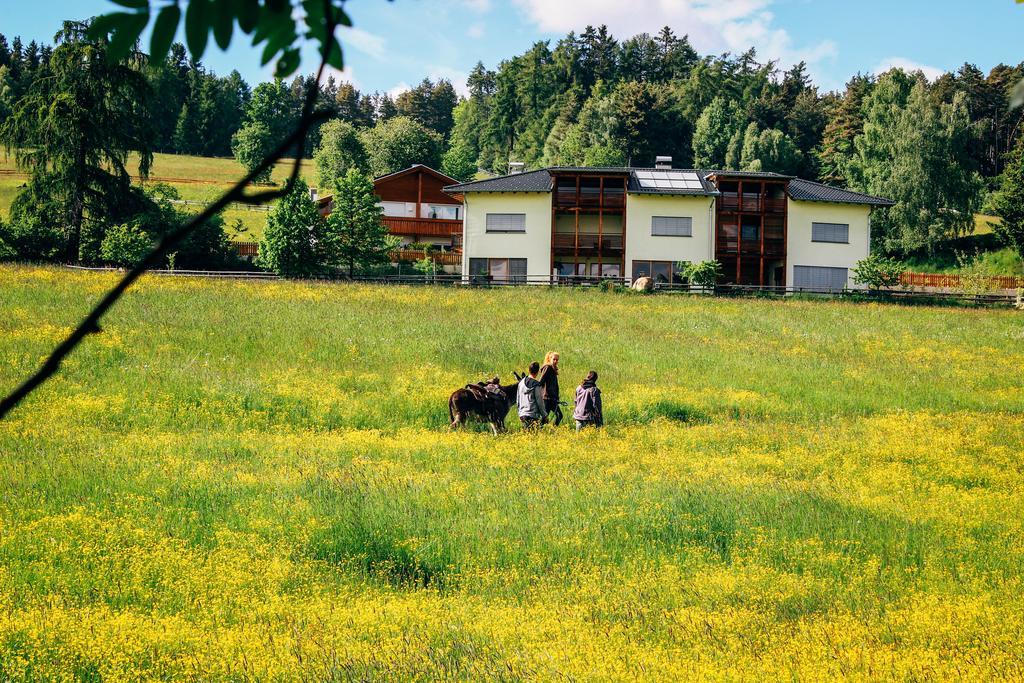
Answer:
1, 264, 1023, 680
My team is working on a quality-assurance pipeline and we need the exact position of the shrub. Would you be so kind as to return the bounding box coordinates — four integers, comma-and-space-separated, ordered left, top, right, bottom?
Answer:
0, 213, 65, 262
0, 221, 16, 261
680, 260, 722, 289
100, 222, 153, 267
231, 121, 275, 184
852, 254, 904, 289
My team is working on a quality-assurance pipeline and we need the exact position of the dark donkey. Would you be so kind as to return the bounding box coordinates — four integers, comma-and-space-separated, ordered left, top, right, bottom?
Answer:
448, 373, 524, 435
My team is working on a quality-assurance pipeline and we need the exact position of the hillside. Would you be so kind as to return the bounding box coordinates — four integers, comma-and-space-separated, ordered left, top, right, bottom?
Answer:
1, 266, 1022, 679
0, 152, 313, 238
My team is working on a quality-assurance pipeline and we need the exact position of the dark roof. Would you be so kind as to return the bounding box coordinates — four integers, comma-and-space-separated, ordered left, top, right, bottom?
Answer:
444, 168, 552, 193
444, 166, 895, 206
788, 178, 895, 207
374, 163, 457, 185
704, 169, 795, 180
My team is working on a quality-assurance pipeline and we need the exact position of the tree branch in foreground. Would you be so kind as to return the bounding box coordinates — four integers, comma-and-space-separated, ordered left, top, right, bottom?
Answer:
0, 23, 337, 422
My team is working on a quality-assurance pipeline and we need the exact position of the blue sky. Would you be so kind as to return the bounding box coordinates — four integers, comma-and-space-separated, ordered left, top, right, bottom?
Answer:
8, 1, 1024, 95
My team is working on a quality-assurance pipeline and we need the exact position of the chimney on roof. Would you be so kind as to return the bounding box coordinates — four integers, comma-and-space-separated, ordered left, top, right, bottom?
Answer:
309, 187, 319, 202
655, 156, 673, 170
508, 161, 525, 175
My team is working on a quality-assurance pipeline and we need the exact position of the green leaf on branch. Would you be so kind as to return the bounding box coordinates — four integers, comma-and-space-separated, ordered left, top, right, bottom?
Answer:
212, 2, 235, 49
184, 0, 210, 60
1011, 79, 1024, 110
90, 0, 368, 75
274, 47, 300, 78
108, 12, 150, 62
150, 4, 181, 63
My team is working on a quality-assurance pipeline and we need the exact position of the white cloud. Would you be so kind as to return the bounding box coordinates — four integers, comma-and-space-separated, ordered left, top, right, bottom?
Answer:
511, 0, 837, 81
341, 27, 386, 60
388, 82, 412, 99
468, 23, 485, 39
872, 57, 944, 81
428, 66, 471, 98
324, 65, 362, 90
462, 0, 492, 12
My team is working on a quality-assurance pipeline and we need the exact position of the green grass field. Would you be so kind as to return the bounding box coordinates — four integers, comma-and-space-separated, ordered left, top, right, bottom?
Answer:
0, 152, 314, 238
1, 265, 1022, 679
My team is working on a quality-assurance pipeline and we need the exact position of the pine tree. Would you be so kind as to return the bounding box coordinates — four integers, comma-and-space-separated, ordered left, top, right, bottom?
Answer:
818, 74, 873, 185
324, 169, 396, 276
0, 21, 153, 262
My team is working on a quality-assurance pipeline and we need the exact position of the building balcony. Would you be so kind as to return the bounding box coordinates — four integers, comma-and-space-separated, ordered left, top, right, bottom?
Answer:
383, 216, 462, 238
718, 194, 786, 213
552, 232, 624, 255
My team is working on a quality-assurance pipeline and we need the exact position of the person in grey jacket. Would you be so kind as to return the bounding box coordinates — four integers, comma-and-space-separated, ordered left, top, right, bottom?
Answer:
517, 361, 547, 430
573, 370, 603, 431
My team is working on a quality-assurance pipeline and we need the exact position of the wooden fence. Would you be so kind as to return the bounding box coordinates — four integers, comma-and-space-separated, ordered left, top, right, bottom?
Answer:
900, 272, 1024, 289
233, 241, 260, 257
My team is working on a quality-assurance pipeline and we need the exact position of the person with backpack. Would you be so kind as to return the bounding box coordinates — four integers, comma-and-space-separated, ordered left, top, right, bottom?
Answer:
517, 361, 548, 430
573, 370, 603, 431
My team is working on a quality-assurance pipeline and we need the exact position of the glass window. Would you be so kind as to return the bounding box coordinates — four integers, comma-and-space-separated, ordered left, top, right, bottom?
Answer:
489, 259, 509, 281
381, 201, 416, 217
651, 262, 672, 283
632, 261, 652, 279
509, 258, 527, 283
601, 263, 621, 278
424, 204, 461, 220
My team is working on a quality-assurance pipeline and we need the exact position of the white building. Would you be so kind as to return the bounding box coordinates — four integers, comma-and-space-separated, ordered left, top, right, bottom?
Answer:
444, 160, 894, 290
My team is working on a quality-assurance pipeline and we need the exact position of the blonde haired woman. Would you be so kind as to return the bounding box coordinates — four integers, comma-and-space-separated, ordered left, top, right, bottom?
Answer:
537, 351, 562, 426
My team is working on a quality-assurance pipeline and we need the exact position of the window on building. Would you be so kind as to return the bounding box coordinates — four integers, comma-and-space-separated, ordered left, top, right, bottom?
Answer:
632, 260, 682, 284
380, 201, 416, 217
424, 204, 461, 220
469, 257, 528, 283
811, 222, 850, 243
651, 216, 693, 237
485, 213, 526, 232
793, 265, 848, 291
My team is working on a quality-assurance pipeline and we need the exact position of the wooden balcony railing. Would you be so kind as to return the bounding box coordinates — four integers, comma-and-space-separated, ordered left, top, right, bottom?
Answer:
393, 249, 462, 265
552, 233, 624, 253
383, 216, 462, 237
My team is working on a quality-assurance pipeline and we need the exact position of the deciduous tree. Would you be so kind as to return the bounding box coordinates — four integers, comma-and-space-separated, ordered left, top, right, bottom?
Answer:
360, 115, 443, 177
314, 119, 368, 189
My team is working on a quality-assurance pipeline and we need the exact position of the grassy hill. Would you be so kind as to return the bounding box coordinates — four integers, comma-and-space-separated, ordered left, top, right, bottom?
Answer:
0, 152, 314, 238
1, 266, 1022, 679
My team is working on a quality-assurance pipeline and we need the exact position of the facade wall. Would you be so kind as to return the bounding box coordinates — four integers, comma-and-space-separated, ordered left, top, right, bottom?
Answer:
624, 194, 715, 279
786, 199, 871, 288
462, 192, 552, 279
